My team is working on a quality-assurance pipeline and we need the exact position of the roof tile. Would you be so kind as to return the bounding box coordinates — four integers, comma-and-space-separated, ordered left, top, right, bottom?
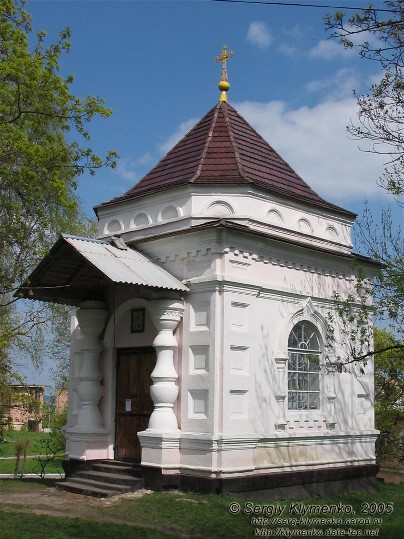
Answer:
97, 102, 354, 217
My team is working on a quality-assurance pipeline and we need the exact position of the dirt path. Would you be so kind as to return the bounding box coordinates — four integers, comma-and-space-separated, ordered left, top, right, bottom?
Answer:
0, 483, 150, 525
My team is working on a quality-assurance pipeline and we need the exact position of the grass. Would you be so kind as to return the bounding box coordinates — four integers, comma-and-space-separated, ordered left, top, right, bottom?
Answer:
0, 480, 402, 539
0, 478, 58, 492
0, 431, 49, 457
0, 456, 64, 475
0, 431, 64, 476
0, 511, 170, 539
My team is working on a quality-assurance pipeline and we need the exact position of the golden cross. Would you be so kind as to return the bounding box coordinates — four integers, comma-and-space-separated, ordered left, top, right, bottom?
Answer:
215, 44, 234, 82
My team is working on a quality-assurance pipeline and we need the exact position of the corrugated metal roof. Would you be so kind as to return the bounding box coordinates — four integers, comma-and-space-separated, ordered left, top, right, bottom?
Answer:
63, 235, 188, 292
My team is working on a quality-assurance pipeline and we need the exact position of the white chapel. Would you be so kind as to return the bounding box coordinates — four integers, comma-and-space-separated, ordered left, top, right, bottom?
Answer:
20, 48, 380, 497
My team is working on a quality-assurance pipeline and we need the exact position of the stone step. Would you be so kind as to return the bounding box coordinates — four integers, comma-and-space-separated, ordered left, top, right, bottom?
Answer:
56, 480, 121, 498
92, 461, 142, 477
63, 476, 133, 493
98, 459, 139, 469
76, 469, 143, 487
56, 460, 145, 498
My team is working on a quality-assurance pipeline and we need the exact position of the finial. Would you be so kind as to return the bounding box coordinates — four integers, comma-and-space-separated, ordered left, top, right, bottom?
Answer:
215, 44, 234, 102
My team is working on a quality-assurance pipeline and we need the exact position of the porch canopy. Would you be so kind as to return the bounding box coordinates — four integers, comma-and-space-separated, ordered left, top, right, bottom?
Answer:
16, 234, 188, 306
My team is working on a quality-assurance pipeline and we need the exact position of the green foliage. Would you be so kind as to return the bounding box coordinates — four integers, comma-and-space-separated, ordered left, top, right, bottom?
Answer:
325, 0, 404, 341
325, 0, 404, 197
374, 327, 404, 463
355, 203, 404, 337
325, 1, 403, 368
0, 0, 116, 436
34, 409, 66, 478
325, 269, 376, 372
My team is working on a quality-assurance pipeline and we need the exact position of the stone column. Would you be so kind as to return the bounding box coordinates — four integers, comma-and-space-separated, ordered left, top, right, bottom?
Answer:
75, 300, 108, 431
147, 299, 184, 432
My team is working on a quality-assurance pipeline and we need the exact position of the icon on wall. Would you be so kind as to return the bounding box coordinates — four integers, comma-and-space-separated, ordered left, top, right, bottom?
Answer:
131, 308, 145, 333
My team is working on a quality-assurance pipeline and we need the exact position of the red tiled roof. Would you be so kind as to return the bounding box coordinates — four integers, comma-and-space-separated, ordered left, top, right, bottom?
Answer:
97, 102, 354, 217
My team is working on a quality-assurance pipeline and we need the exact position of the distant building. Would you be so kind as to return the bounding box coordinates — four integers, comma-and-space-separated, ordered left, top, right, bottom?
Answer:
4, 385, 44, 431
55, 388, 68, 415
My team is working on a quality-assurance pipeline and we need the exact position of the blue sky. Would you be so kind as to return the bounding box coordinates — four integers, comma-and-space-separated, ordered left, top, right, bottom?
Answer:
26, 0, 397, 215
23, 0, 401, 387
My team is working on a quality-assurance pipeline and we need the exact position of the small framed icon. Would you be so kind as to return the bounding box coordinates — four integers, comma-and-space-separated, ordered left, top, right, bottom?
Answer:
131, 308, 145, 333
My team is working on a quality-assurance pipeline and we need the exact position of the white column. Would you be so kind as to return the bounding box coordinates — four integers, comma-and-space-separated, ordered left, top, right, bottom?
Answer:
274, 355, 288, 430
325, 359, 338, 430
147, 299, 184, 432
75, 300, 108, 431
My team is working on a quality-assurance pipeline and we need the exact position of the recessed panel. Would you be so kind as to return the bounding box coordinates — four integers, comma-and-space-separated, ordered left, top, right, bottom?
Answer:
189, 345, 209, 373
231, 302, 249, 329
230, 346, 249, 375
230, 390, 249, 419
190, 302, 210, 330
188, 389, 208, 419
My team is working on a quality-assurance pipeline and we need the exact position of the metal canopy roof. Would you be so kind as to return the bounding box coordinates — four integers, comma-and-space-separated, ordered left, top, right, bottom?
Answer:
17, 234, 188, 306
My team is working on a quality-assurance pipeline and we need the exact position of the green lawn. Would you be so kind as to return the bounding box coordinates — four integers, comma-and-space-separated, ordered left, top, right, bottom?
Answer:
0, 456, 64, 475
0, 511, 169, 539
0, 431, 49, 457
0, 481, 402, 539
0, 431, 64, 476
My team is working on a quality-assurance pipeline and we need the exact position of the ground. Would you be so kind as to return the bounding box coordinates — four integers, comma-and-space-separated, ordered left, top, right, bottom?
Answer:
1, 479, 403, 539
0, 482, 150, 525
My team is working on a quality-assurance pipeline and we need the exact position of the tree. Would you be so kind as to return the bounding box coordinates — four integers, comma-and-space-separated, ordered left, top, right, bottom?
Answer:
0, 1, 117, 434
373, 327, 404, 464
34, 407, 67, 478
325, 2, 403, 468
325, 0, 404, 197
325, 1, 404, 340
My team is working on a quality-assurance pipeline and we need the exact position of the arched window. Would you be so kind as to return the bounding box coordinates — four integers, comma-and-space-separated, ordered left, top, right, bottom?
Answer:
288, 321, 321, 410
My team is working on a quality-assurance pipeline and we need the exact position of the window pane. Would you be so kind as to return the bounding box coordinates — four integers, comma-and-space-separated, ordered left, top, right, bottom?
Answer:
297, 393, 308, 410
289, 393, 297, 410
298, 354, 308, 371
298, 373, 308, 390
309, 393, 320, 409
288, 332, 299, 349
288, 353, 297, 370
308, 354, 320, 371
307, 332, 320, 351
288, 372, 298, 390
309, 373, 319, 391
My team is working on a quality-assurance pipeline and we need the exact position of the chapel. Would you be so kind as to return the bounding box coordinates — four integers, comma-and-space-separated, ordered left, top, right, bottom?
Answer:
19, 47, 380, 497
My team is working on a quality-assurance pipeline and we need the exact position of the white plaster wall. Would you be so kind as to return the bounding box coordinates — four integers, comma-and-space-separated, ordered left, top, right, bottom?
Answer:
94, 192, 377, 473
180, 289, 218, 434
96, 185, 354, 256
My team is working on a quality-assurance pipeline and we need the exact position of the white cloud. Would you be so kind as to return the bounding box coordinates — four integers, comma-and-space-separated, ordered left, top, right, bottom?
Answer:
159, 118, 198, 154
234, 99, 387, 203
246, 21, 273, 49
135, 152, 154, 167
305, 69, 359, 99
309, 39, 355, 60
278, 43, 297, 57
114, 158, 137, 183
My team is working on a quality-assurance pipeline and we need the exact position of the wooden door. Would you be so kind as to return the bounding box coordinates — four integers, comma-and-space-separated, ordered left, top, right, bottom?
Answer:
115, 348, 155, 461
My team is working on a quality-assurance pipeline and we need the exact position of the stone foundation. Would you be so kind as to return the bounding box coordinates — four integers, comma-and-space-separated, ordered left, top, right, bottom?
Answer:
141, 464, 379, 499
